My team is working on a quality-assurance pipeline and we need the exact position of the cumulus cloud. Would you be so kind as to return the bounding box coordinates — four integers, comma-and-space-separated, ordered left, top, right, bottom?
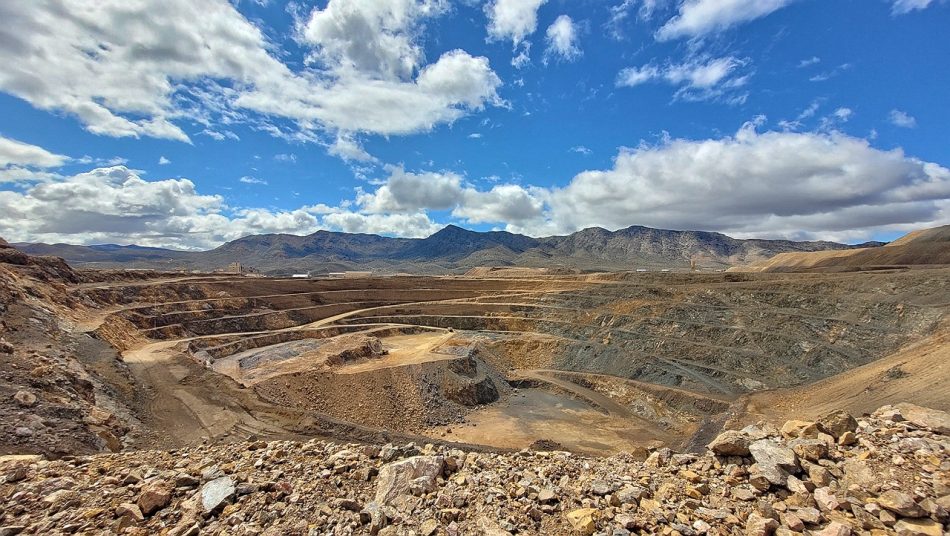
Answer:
656, 0, 796, 41
355, 166, 544, 225
0, 0, 502, 147
300, 0, 448, 80
617, 56, 749, 102
0, 164, 449, 247
891, 0, 941, 14
514, 123, 950, 240
358, 168, 465, 213
485, 0, 548, 45
889, 109, 918, 128
0, 135, 68, 184
158, 156, 171, 165
544, 15, 582, 63
321, 211, 441, 237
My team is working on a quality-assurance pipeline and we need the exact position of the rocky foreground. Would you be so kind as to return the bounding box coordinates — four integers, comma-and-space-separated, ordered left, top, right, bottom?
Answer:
1, 404, 948, 536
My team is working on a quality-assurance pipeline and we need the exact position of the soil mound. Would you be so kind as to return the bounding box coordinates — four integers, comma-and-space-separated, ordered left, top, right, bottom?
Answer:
738, 224, 950, 272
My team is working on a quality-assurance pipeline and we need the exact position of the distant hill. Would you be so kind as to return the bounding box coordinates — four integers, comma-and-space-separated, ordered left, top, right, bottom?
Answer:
13, 224, 876, 274
737, 224, 950, 272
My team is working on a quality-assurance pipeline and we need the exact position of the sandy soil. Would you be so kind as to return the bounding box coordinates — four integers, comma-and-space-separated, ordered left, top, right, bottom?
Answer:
430, 388, 660, 456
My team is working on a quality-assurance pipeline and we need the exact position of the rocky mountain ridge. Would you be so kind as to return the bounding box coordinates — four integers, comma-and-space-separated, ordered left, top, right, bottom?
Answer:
12, 224, 879, 274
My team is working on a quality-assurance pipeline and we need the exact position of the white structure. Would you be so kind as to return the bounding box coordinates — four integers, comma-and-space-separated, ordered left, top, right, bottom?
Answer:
291, 273, 310, 278
328, 271, 372, 279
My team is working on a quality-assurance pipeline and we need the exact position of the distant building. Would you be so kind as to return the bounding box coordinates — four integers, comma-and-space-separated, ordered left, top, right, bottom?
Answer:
225, 262, 243, 273
290, 273, 310, 279
328, 271, 372, 279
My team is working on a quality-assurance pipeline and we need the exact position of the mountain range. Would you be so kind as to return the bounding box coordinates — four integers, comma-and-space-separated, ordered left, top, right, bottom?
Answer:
11, 224, 884, 274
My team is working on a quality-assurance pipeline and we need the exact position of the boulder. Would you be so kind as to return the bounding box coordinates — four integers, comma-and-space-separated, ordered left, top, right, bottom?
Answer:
884, 404, 950, 435
811, 521, 851, 536
780, 420, 821, 439
708, 430, 752, 456
359, 502, 387, 535
115, 503, 144, 522
137, 481, 171, 516
749, 439, 799, 486
745, 512, 778, 536
565, 508, 597, 535
538, 488, 557, 504
817, 411, 858, 440
789, 439, 828, 462
201, 476, 235, 513
814, 487, 840, 512
893, 518, 943, 536
12, 391, 36, 408
375, 456, 444, 506
877, 490, 925, 517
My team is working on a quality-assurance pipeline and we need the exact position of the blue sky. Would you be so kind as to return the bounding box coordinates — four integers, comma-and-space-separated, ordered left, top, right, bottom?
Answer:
0, 0, 948, 249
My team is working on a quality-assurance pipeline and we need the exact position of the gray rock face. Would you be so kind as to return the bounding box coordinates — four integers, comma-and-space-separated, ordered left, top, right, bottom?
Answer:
749, 439, 800, 486
375, 456, 444, 506
201, 476, 236, 513
707, 430, 752, 456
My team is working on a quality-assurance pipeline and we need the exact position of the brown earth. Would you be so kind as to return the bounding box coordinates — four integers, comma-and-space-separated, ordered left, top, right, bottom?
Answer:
737, 224, 950, 272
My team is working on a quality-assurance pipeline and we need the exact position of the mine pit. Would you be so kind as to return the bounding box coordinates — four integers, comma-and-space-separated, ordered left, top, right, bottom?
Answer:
63, 268, 946, 456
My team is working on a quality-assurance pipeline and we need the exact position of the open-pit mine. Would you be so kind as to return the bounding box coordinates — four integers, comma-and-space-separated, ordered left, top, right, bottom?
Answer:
2, 237, 950, 535
70, 266, 950, 455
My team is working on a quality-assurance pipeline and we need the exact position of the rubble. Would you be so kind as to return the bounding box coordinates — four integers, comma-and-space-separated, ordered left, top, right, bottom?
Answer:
0, 408, 943, 535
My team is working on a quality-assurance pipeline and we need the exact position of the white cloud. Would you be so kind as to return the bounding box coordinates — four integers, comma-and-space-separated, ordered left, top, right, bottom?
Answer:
358, 168, 465, 213
656, 0, 796, 41
239, 176, 268, 185
833, 107, 853, 121
0, 163, 448, 247
512, 123, 950, 240
159, 156, 171, 165
485, 0, 548, 45
0, 135, 68, 184
617, 56, 749, 102
889, 109, 918, 128
891, 0, 940, 14
321, 211, 441, 237
355, 166, 544, 225
328, 133, 377, 163
300, 0, 448, 80
454, 184, 544, 223
0, 135, 68, 169
544, 15, 581, 63
797, 56, 821, 68
0, 0, 502, 147
571, 146, 592, 155
606, 0, 668, 38
274, 153, 297, 163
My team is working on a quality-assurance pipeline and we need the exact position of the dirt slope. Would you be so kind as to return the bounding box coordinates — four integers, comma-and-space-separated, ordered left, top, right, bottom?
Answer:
737, 224, 950, 272
736, 319, 950, 425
